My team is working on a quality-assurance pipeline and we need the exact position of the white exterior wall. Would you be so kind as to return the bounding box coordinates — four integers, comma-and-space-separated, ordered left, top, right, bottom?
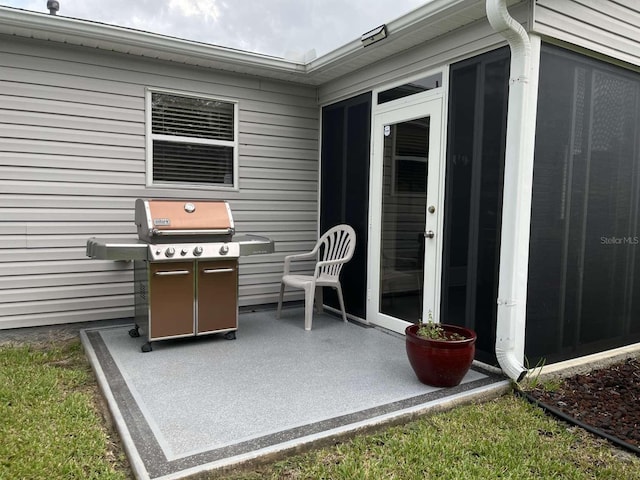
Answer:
533, 0, 640, 69
0, 35, 318, 329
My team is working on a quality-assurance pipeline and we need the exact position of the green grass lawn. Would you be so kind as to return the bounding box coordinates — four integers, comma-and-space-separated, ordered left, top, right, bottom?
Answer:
230, 396, 640, 480
1, 339, 639, 480
0, 341, 128, 479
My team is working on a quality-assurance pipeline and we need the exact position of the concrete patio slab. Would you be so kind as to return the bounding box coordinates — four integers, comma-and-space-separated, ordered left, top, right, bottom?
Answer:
81, 307, 509, 480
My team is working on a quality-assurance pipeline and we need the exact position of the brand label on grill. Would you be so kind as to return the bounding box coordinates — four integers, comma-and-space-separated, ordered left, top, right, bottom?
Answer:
153, 218, 171, 226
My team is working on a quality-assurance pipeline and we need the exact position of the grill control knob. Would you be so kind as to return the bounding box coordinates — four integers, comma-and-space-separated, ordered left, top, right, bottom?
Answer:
180, 248, 188, 256
219, 244, 229, 255
193, 246, 203, 257
165, 247, 175, 258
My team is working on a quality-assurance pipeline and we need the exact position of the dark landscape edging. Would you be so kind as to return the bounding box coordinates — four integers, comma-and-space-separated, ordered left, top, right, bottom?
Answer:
515, 390, 640, 457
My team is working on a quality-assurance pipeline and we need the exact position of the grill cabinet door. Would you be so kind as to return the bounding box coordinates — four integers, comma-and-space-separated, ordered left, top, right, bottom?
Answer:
197, 260, 238, 333
149, 262, 195, 339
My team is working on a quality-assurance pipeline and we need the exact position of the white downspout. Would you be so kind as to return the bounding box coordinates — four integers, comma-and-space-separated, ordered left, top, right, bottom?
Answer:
486, 0, 537, 382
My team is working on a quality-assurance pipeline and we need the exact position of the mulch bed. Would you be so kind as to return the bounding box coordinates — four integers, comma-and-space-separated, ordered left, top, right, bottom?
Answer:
527, 357, 640, 449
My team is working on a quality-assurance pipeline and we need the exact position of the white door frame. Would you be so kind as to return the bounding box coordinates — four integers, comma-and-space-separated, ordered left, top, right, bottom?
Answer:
367, 92, 447, 334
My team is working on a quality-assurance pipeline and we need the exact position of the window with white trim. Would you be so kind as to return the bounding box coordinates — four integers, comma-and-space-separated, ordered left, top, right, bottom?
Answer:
147, 90, 238, 189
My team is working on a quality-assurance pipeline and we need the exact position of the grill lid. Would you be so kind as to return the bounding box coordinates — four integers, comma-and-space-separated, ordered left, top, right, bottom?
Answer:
135, 199, 235, 242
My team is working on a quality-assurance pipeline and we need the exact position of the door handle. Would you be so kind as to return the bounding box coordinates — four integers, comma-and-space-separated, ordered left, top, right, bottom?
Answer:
424, 230, 435, 239
202, 268, 235, 274
154, 270, 190, 276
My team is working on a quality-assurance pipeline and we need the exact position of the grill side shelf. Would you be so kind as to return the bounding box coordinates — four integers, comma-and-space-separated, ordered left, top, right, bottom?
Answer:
86, 238, 149, 261
236, 234, 275, 256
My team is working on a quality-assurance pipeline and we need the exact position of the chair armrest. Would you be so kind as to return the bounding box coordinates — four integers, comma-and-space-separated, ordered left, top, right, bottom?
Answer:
314, 257, 350, 277
283, 251, 317, 275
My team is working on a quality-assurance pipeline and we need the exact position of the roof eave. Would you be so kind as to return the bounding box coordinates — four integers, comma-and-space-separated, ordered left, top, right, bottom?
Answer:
307, 0, 473, 73
0, 6, 308, 78
0, 1, 524, 85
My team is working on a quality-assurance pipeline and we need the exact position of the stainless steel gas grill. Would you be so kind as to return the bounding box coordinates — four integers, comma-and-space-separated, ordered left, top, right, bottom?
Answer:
86, 199, 274, 352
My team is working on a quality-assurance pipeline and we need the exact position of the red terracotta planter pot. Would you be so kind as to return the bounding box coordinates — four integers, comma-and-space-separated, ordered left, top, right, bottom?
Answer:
405, 324, 477, 387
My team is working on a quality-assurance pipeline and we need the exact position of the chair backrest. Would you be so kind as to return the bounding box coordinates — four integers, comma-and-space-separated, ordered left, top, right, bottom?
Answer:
316, 224, 356, 279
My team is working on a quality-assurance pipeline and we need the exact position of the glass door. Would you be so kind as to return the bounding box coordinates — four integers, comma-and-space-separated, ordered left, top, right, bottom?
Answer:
368, 97, 444, 334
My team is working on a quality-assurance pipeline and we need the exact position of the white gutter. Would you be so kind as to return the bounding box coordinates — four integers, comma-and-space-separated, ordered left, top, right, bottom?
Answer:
486, 0, 538, 382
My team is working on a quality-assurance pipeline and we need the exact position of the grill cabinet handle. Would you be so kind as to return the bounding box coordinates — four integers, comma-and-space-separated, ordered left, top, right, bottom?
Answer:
202, 268, 235, 274
151, 228, 234, 236
154, 270, 190, 276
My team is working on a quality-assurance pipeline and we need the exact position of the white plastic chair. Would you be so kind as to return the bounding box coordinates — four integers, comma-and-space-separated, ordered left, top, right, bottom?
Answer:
276, 224, 356, 330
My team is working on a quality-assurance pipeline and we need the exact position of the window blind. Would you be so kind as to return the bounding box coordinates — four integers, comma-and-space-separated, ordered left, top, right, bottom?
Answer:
152, 93, 234, 141
149, 91, 236, 188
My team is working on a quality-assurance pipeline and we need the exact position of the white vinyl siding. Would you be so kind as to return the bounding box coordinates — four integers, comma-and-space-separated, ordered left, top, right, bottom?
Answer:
533, 0, 640, 69
0, 35, 318, 329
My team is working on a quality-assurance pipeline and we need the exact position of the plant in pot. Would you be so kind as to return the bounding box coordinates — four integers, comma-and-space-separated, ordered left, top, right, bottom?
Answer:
405, 311, 477, 387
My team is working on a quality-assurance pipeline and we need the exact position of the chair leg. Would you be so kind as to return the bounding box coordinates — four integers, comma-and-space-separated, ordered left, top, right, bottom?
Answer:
276, 282, 285, 319
335, 282, 348, 323
304, 284, 315, 331
314, 286, 323, 313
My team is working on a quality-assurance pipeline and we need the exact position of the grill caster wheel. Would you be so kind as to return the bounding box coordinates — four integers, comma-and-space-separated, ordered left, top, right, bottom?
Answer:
141, 342, 153, 353
224, 331, 236, 340
129, 327, 140, 338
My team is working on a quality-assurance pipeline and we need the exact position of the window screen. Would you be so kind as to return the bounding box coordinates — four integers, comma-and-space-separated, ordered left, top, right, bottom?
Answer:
378, 73, 443, 104
527, 45, 640, 362
149, 91, 237, 188
441, 47, 510, 365
392, 120, 429, 195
